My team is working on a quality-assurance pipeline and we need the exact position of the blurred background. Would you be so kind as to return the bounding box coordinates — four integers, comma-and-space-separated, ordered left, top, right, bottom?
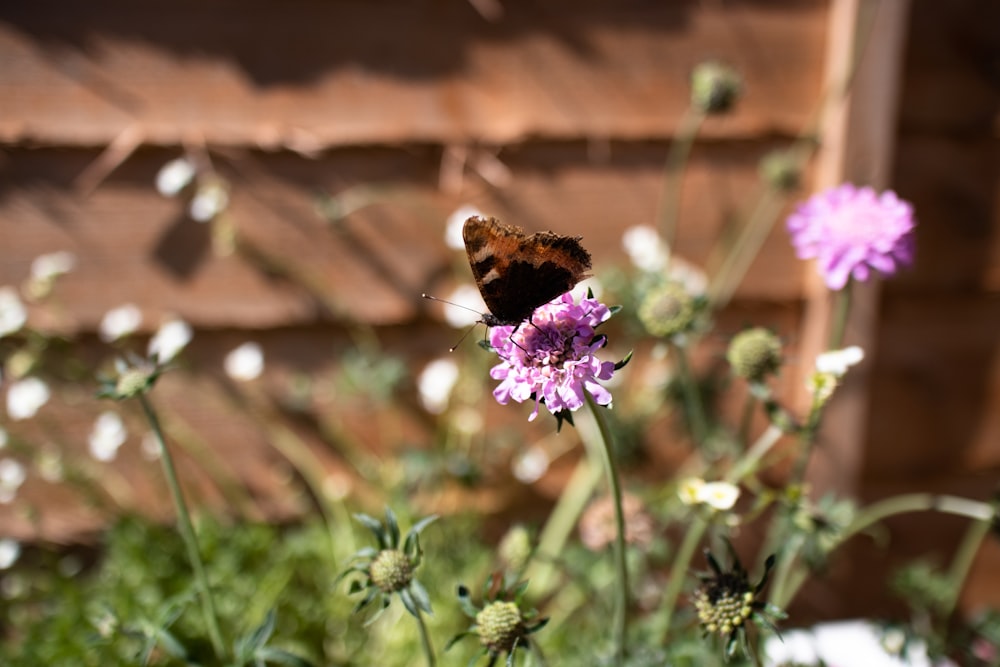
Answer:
0, 0, 998, 630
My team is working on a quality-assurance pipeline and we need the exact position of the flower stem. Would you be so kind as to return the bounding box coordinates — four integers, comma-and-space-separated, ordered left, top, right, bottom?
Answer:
138, 394, 226, 659
828, 281, 852, 349
772, 493, 996, 609
656, 514, 708, 642
413, 606, 437, 667
942, 511, 993, 617
671, 342, 710, 448
585, 394, 628, 663
657, 106, 705, 255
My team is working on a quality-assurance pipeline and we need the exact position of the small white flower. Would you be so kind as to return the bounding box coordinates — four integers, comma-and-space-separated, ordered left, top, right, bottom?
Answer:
189, 182, 229, 222
149, 318, 192, 362
696, 481, 741, 511
0, 458, 27, 503
155, 157, 196, 197
0, 287, 27, 339
99, 304, 143, 342
443, 284, 486, 329
622, 225, 669, 273
512, 445, 550, 483
29, 251, 76, 283
570, 276, 604, 301
88, 411, 127, 462
417, 358, 459, 414
816, 346, 864, 376
445, 205, 484, 250
678, 477, 705, 505
224, 342, 264, 381
6, 377, 50, 421
0, 538, 20, 569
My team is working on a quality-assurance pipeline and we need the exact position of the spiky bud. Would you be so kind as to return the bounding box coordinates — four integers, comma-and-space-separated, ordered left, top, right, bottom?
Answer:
639, 282, 696, 339
691, 61, 743, 114
369, 549, 413, 593
476, 601, 524, 654
727, 327, 782, 381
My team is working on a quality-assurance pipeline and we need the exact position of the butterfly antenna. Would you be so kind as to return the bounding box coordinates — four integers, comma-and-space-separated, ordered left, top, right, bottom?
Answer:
421, 293, 487, 351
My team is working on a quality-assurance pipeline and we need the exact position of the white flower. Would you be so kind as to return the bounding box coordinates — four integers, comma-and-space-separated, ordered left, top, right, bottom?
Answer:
443, 284, 486, 329
6, 377, 50, 421
88, 411, 127, 462
149, 318, 192, 362
30, 251, 76, 282
697, 481, 741, 511
622, 225, 669, 273
678, 477, 705, 505
445, 205, 484, 250
570, 276, 604, 301
156, 157, 196, 197
816, 346, 864, 376
512, 445, 550, 484
224, 342, 264, 381
678, 477, 740, 511
99, 304, 143, 342
189, 182, 229, 222
0, 287, 27, 338
0, 458, 26, 503
764, 619, 941, 667
417, 358, 459, 414
0, 538, 20, 569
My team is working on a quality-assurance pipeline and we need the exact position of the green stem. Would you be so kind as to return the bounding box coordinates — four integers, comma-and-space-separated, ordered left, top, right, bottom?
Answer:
671, 342, 710, 448
139, 394, 226, 659
526, 456, 603, 596
656, 514, 708, 641
737, 391, 757, 449
942, 514, 992, 617
657, 107, 706, 255
726, 425, 784, 484
585, 394, 628, 663
828, 282, 852, 349
413, 606, 436, 667
772, 493, 995, 609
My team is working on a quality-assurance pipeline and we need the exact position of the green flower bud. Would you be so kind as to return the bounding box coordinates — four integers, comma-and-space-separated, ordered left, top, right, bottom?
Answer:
115, 367, 154, 399
639, 282, 696, 339
476, 601, 524, 654
368, 549, 413, 593
498, 524, 532, 573
759, 149, 802, 192
691, 61, 743, 114
727, 327, 782, 381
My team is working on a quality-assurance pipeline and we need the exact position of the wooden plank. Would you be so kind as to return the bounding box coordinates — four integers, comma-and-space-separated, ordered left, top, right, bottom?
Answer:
0, 141, 808, 332
796, 0, 911, 497
0, 0, 829, 147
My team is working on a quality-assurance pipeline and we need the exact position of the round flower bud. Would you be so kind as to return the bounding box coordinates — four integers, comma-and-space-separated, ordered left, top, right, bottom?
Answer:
691, 61, 743, 114
368, 549, 413, 593
115, 368, 153, 399
498, 525, 533, 573
727, 328, 782, 381
639, 282, 696, 339
476, 601, 524, 654
759, 150, 802, 192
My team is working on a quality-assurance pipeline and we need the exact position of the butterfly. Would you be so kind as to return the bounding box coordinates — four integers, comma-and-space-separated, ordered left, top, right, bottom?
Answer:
462, 216, 592, 327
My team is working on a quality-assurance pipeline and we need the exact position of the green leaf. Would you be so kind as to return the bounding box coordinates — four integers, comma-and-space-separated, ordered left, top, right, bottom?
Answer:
409, 579, 434, 615
398, 587, 419, 618
404, 515, 439, 555
445, 630, 475, 652
614, 349, 634, 371
242, 608, 277, 655
353, 513, 388, 548
457, 585, 479, 618
384, 507, 401, 549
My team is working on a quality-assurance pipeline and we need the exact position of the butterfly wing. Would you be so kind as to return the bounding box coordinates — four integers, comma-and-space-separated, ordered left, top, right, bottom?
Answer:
463, 216, 592, 325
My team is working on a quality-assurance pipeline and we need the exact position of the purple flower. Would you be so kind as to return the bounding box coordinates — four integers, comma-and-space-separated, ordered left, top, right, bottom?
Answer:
488, 292, 615, 421
786, 183, 915, 290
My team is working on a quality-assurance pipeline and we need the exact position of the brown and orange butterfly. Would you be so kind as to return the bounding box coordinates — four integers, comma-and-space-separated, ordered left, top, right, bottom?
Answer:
462, 216, 592, 327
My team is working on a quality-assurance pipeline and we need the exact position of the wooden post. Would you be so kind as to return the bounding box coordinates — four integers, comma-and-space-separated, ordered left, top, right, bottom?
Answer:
798, 0, 912, 497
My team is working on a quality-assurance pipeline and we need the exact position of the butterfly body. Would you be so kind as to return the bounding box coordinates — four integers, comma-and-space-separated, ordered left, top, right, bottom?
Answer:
463, 216, 592, 326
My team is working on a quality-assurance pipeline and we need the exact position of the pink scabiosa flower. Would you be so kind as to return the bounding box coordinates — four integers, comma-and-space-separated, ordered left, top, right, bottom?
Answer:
786, 183, 915, 290
488, 292, 617, 422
